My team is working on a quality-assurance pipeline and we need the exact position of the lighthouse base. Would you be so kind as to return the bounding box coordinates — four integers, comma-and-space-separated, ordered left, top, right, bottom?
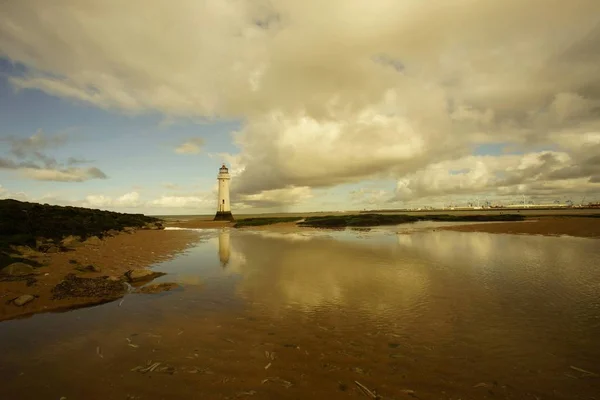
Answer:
214, 211, 235, 222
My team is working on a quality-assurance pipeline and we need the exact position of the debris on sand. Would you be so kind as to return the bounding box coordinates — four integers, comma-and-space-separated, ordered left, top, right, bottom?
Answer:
131, 360, 175, 374
261, 377, 293, 388
51, 273, 126, 300
135, 282, 179, 294
236, 390, 257, 397
570, 365, 599, 377
354, 381, 380, 399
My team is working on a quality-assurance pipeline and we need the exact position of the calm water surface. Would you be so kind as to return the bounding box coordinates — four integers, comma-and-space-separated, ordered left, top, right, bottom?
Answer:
1, 225, 599, 400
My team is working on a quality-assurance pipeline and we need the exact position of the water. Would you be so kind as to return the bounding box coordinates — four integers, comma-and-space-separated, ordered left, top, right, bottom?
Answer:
1, 226, 599, 399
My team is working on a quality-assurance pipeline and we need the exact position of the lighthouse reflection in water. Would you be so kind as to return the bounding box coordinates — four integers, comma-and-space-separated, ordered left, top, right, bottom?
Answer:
218, 228, 230, 267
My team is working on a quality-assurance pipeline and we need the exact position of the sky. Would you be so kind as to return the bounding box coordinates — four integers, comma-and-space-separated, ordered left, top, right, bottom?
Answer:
1, 0, 600, 215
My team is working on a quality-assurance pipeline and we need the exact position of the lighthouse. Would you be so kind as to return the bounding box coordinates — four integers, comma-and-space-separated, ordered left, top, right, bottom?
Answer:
214, 164, 235, 221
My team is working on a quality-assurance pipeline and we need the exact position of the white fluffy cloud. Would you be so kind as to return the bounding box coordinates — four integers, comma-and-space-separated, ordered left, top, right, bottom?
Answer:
85, 191, 143, 208
150, 195, 213, 208
174, 138, 204, 154
234, 186, 313, 208
2, 0, 600, 204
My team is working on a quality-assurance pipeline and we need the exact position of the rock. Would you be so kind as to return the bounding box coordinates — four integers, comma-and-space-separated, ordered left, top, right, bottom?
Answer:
124, 269, 166, 283
143, 222, 164, 230
13, 294, 35, 306
9, 245, 39, 257
107, 276, 122, 282
35, 238, 55, 251
42, 244, 61, 253
0, 262, 35, 276
136, 282, 179, 294
85, 236, 102, 246
105, 229, 120, 237
61, 235, 82, 247
123, 227, 136, 234
75, 264, 101, 273
51, 273, 127, 299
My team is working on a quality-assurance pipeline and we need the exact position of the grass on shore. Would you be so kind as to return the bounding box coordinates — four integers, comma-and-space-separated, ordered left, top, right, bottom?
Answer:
299, 213, 525, 227
233, 217, 304, 228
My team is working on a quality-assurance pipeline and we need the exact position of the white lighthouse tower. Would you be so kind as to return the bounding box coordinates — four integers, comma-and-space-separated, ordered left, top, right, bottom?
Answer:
214, 164, 234, 221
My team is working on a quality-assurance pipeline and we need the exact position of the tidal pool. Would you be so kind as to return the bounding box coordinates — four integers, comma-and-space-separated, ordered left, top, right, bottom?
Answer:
1, 226, 599, 399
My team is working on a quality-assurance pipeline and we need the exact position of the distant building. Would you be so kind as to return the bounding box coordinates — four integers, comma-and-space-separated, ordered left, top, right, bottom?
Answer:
214, 164, 235, 221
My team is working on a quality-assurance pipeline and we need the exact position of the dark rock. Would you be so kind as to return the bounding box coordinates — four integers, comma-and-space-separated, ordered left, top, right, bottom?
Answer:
0, 199, 163, 261
84, 236, 102, 246
61, 235, 82, 247
0, 262, 35, 276
9, 245, 39, 257
13, 294, 35, 306
136, 282, 179, 294
51, 273, 126, 299
75, 264, 101, 273
42, 244, 61, 253
124, 269, 166, 283
143, 222, 164, 230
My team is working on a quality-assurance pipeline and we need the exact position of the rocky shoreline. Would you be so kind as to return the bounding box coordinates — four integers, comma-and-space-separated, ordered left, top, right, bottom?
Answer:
0, 200, 197, 322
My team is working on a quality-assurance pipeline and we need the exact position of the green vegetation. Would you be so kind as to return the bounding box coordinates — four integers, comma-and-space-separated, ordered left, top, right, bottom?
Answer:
419, 214, 526, 222
232, 213, 527, 229
298, 213, 525, 228
299, 214, 420, 228
0, 199, 161, 268
233, 216, 304, 228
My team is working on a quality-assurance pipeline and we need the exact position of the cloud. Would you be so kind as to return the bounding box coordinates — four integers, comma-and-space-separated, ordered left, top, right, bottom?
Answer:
150, 195, 212, 208
6, 129, 68, 158
0, 130, 108, 182
162, 183, 181, 190
174, 138, 205, 154
349, 188, 390, 206
21, 167, 107, 182
2, 0, 600, 201
234, 186, 313, 208
392, 148, 600, 205
84, 191, 142, 208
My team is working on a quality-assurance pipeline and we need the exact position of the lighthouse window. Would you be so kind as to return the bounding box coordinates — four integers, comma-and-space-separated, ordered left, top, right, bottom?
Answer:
222, 199, 225, 204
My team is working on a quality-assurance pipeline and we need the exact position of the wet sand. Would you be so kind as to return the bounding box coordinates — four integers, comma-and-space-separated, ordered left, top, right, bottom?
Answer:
442, 217, 600, 238
0, 229, 199, 322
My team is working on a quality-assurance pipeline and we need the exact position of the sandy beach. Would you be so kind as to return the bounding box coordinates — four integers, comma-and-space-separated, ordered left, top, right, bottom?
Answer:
441, 216, 600, 238
0, 229, 199, 322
